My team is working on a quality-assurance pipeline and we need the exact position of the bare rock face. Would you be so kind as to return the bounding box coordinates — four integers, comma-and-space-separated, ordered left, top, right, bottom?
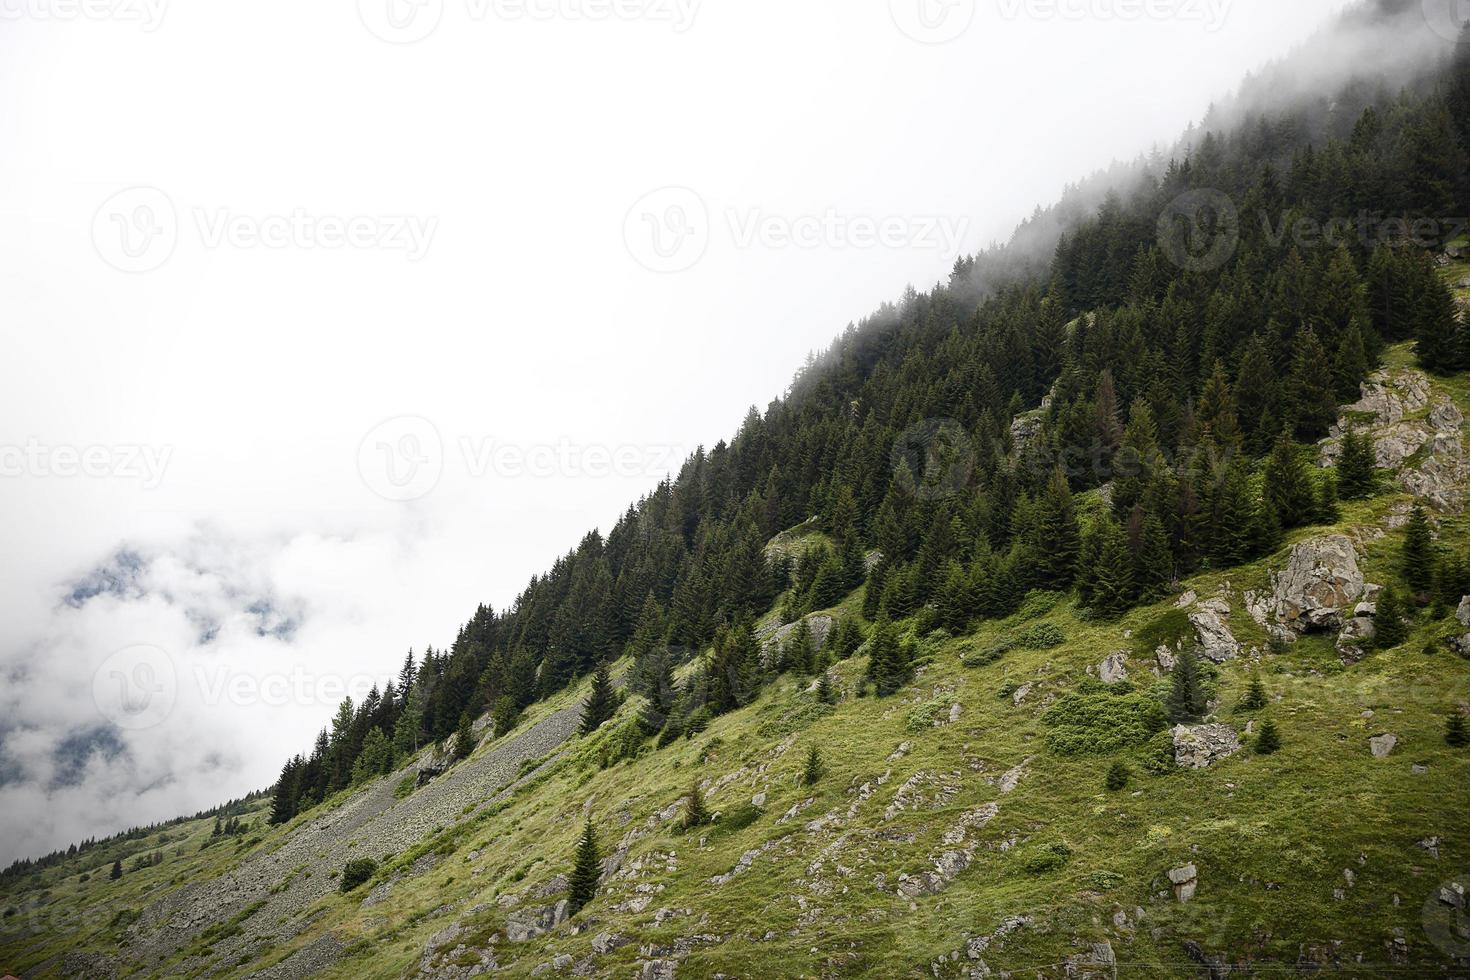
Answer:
505, 900, 569, 943
759, 614, 834, 665
1267, 535, 1366, 633
1172, 724, 1242, 769
1337, 614, 1377, 660
1457, 596, 1470, 629
1189, 608, 1240, 663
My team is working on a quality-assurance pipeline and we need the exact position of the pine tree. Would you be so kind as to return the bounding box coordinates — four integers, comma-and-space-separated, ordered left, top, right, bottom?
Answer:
1375, 587, 1409, 650
567, 816, 601, 915
110, 860, 122, 881
1447, 713, 1469, 748
682, 781, 708, 830
452, 711, 477, 761
1401, 505, 1436, 596
1237, 676, 1268, 711
492, 694, 520, 738
863, 617, 911, 696
1288, 328, 1338, 439
801, 744, 825, 786
580, 661, 618, 735
1337, 426, 1376, 499
1105, 761, 1131, 791
1314, 473, 1341, 525
1332, 321, 1370, 401
1264, 430, 1315, 529
1089, 519, 1136, 617
1167, 650, 1207, 724
1416, 266, 1460, 372
1035, 466, 1081, 585
1255, 720, 1282, 755
782, 620, 816, 675
815, 670, 836, 705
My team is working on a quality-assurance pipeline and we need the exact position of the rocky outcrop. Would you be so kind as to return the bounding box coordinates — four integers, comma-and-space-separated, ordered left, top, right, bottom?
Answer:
1188, 608, 1240, 662
1321, 369, 1468, 513
759, 614, 834, 662
1172, 724, 1242, 769
1337, 613, 1377, 660
1458, 596, 1470, 629
1266, 535, 1366, 633
505, 900, 569, 942
896, 804, 999, 898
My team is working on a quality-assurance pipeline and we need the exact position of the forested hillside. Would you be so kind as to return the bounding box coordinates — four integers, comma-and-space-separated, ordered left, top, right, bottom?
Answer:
241, 0, 1470, 828
6, 5, 1470, 978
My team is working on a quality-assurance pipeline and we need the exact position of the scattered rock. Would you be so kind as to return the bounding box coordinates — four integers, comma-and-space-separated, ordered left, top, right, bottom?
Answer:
1369, 733, 1398, 759
505, 900, 570, 942
1172, 724, 1242, 769
1168, 864, 1199, 902
591, 932, 628, 955
1458, 596, 1470, 629
1099, 651, 1130, 685
1065, 941, 1116, 978
1418, 837, 1441, 860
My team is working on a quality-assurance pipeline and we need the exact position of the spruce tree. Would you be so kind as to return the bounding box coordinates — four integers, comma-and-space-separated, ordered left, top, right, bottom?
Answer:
1237, 675, 1269, 711
110, 860, 122, 881
815, 670, 836, 705
1264, 430, 1315, 529
453, 711, 478, 762
1288, 328, 1338, 439
1447, 713, 1469, 748
1255, 720, 1282, 755
580, 661, 618, 735
1105, 761, 1131, 791
783, 620, 816, 675
1375, 587, 1409, 650
568, 816, 601, 914
682, 781, 708, 830
1337, 426, 1376, 499
1089, 519, 1136, 618
801, 744, 825, 786
1167, 650, 1207, 724
1401, 505, 1436, 596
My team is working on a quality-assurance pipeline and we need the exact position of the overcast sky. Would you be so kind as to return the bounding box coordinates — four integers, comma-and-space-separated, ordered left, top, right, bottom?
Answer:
0, 0, 1359, 864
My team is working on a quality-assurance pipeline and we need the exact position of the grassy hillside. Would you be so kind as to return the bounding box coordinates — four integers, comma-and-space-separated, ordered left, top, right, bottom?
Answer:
4, 350, 1469, 979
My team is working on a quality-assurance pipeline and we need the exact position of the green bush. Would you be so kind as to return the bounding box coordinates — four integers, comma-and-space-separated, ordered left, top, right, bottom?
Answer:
1019, 841, 1072, 874
1016, 590, 1067, 621
962, 639, 1013, 668
1043, 691, 1169, 756
339, 858, 378, 893
1134, 608, 1192, 655
1017, 623, 1065, 650
709, 803, 762, 838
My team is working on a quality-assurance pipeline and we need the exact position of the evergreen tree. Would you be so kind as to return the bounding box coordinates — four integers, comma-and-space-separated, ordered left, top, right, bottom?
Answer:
1332, 322, 1370, 402
1034, 466, 1081, 585
492, 694, 520, 738
1237, 676, 1268, 711
1255, 720, 1282, 755
110, 860, 122, 881
580, 660, 618, 735
1167, 650, 1208, 724
453, 711, 478, 761
815, 670, 836, 705
782, 620, 816, 675
1447, 713, 1469, 749
1375, 588, 1409, 650
682, 781, 708, 830
1314, 472, 1341, 525
1264, 430, 1315, 529
269, 754, 303, 826
1105, 761, 1130, 791
800, 744, 825, 786
1416, 266, 1461, 372
1089, 518, 1136, 618
1401, 505, 1436, 596
1288, 328, 1338, 439
568, 816, 601, 915
1337, 426, 1376, 499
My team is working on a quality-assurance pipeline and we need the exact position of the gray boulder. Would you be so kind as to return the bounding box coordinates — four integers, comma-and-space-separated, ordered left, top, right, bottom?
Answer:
1268, 535, 1366, 633
1172, 724, 1242, 769
1168, 863, 1199, 902
1458, 596, 1470, 629
1189, 608, 1240, 662
1099, 651, 1130, 685
1369, 734, 1398, 759
505, 900, 569, 942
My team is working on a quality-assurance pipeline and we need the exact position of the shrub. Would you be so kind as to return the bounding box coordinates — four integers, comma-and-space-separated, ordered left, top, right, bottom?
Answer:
1017, 623, 1065, 650
962, 639, 1013, 668
1134, 608, 1192, 655
1019, 841, 1072, 874
1043, 691, 1169, 755
710, 803, 762, 837
1447, 713, 1469, 748
1105, 761, 1131, 791
339, 858, 377, 893
1016, 590, 1066, 620
393, 774, 417, 800
1141, 731, 1178, 775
